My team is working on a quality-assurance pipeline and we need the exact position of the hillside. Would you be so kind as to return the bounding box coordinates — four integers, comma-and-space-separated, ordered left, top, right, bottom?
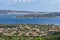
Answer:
0, 24, 60, 36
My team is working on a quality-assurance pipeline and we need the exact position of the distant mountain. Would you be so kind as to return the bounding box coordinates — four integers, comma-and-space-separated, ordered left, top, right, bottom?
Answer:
0, 10, 40, 14
0, 10, 60, 18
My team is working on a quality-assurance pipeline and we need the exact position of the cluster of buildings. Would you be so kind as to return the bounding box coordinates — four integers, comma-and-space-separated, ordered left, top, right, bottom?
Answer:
0, 24, 60, 36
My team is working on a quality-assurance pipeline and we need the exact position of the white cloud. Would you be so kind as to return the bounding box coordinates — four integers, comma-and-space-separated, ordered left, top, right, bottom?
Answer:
55, 0, 60, 2
0, 0, 36, 4
50, 0, 60, 3
47, 0, 60, 4
18, 0, 35, 2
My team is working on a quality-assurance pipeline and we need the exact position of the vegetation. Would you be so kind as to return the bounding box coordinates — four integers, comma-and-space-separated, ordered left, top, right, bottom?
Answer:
0, 35, 60, 40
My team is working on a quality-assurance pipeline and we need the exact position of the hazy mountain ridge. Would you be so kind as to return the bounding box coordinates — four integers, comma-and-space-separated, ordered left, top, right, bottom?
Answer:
0, 10, 40, 14
0, 10, 60, 18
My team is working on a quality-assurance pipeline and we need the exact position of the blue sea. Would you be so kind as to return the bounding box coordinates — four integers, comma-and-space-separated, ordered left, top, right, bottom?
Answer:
0, 14, 60, 25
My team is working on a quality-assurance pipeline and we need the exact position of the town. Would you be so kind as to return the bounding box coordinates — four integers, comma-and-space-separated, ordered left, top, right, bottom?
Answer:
0, 24, 60, 36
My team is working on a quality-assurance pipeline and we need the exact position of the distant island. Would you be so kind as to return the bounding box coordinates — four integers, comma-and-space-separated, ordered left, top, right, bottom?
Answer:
0, 10, 60, 18
16, 13, 56, 18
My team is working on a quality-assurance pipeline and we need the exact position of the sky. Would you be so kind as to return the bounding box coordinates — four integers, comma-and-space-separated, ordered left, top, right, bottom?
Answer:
0, 0, 60, 12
